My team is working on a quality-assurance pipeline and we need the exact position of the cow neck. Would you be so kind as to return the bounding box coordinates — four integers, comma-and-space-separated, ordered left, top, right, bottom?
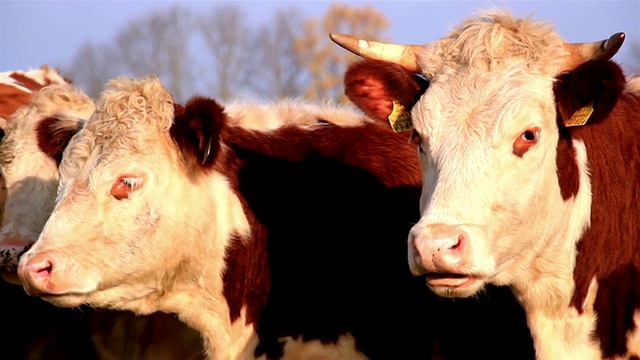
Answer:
564, 92, 640, 356
180, 143, 270, 358
149, 147, 270, 358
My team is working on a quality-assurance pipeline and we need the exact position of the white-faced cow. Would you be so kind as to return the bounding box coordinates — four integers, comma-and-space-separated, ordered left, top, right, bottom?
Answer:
332, 9, 640, 360
16, 75, 535, 359
0, 82, 205, 360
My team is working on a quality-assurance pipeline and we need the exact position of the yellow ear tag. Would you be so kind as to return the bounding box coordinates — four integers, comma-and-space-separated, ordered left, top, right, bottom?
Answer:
388, 101, 414, 132
565, 103, 594, 127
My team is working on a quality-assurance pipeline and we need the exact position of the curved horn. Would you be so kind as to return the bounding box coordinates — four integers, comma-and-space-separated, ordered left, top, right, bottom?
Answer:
329, 33, 422, 72
563, 32, 625, 71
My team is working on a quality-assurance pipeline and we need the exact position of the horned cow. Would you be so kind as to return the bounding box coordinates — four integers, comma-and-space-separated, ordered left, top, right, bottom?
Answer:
333, 9, 640, 360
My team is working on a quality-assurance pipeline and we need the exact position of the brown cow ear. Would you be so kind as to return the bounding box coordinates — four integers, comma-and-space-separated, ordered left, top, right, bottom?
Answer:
36, 115, 85, 166
554, 59, 626, 128
344, 59, 428, 131
170, 96, 226, 171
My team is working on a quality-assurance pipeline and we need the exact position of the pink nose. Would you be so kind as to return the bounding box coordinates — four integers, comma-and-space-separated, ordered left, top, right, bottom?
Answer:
0, 236, 35, 284
410, 224, 469, 274
18, 252, 56, 295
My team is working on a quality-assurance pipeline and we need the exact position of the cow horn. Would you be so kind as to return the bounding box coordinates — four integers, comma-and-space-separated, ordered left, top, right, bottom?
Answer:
563, 32, 625, 71
329, 33, 422, 72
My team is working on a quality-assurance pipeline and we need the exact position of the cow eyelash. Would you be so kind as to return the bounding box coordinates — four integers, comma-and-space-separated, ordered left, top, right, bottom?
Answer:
121, 177, 143, 188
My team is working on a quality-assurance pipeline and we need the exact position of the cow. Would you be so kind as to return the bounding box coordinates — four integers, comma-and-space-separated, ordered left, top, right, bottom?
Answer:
16, 75, 535, 359
0, 81, 205, 360
0, 65, 70, 129
0, 65, 71, 224
331, 9, 640, 360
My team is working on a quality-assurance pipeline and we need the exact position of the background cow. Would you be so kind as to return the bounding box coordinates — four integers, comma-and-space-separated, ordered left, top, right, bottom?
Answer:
0, 65, 70, 129
0, 80, 205, 359
0, 65, 71, 224
17, 75, 534, 359
333, 9, 640, 360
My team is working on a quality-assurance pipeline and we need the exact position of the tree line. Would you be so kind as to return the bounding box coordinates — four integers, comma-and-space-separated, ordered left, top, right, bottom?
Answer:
64, 3, 389, 103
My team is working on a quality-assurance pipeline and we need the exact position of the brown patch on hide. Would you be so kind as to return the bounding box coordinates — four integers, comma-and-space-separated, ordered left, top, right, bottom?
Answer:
36, 116, 85, 165
10, 72, 47, 92
555, 127, 580, 200
222, 229, 271, 326
593, 262, 640, 358
222, 121, 422, 188
555, 60, 640, 357
344, 59, 428, 122
0, 83, 33, 122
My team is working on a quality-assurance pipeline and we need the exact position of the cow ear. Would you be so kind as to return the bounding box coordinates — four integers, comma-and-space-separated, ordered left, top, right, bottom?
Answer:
36, 115, 85, 166
170, 96, 226, 171
344, 59, 428, 131
554, 59, 626, 128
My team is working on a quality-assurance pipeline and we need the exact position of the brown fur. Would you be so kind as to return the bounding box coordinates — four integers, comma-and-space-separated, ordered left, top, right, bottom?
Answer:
555, 59, 640, 357
0, 83, 34, 121
36, 116, 86, 165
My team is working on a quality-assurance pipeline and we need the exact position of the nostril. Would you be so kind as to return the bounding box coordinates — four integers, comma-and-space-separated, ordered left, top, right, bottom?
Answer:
452, 233, 465, 249
29, 258, 54, 281
37, 261, 53, 274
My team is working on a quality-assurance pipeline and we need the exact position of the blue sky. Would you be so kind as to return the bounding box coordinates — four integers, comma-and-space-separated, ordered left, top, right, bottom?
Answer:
1, 1, 639, 74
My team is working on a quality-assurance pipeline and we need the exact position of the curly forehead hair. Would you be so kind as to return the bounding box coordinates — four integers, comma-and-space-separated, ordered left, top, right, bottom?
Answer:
83, 75, 176, 152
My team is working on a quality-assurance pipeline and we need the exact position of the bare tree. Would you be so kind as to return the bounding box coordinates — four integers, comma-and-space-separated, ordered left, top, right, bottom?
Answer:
250, 7, 307, 100
295, 4, 390, 102
198, 4, 255, 102
64, 41, 121, 99
114, 5, 195, 102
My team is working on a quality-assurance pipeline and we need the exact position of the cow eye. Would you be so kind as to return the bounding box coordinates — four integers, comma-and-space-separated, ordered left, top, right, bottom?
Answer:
111, 175, 144, 200
513, 127, 540, 157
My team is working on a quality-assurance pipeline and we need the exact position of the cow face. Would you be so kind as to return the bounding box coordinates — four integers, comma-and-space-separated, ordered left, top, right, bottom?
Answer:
408, 66, 573, 297
0, 85, 92, 284
16, 76, 241, 312
339, 12, 625, 299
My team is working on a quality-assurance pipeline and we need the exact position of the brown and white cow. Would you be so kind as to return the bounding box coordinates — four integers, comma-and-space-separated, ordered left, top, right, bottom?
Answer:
16, 75, 535, 359
0, 65, 71, 224
0, 81, 205, 360
333, 9, 640, 360
0, 65, 70, 129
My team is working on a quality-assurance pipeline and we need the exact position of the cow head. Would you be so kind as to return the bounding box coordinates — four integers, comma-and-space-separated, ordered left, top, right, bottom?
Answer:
336, 10, 626, 299
16, 76, 238, 313
0, 84, 93, 284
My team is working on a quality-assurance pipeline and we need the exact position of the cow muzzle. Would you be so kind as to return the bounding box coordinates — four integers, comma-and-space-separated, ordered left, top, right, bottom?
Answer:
18, 249, 95, 306
0, 235, 34, 285
409, 223, 486, 298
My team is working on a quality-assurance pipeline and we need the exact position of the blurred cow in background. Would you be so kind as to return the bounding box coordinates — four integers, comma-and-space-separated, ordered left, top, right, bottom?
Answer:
0, 65, 70, 129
